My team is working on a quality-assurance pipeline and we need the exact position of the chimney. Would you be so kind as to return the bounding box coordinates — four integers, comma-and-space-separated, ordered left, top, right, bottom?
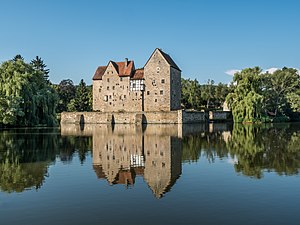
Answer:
125, 58, 128, 67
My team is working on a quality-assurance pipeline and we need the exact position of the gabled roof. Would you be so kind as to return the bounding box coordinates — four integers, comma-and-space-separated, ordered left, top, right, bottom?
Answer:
131, 68, 144, 80
111, 60, 135, 76
157, 49, 181, 71
144, 48, 181, 71
92, 66, 107, 80
93, 60, 135, 80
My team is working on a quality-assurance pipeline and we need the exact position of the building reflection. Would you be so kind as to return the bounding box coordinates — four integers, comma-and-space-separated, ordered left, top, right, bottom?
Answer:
92, 124, 183, 198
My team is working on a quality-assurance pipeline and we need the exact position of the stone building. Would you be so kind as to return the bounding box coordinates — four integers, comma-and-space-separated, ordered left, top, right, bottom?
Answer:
92, 48, 181, 112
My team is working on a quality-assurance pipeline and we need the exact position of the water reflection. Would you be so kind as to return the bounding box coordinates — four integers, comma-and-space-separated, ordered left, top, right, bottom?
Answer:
62, 124, 189, 198
0, 128, 91, 193
1, 123, 300, 195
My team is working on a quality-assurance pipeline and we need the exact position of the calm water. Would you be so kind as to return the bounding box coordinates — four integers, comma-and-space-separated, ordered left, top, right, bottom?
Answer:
0, 123, 300, 225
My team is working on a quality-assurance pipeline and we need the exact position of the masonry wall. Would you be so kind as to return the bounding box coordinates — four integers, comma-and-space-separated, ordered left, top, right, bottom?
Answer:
61, 111, 181, 124
93, 67, 143, 112
61, 110, 231, 124
144, 50, 171, 111
209, 111, 233, 121
170, 67, 181, 110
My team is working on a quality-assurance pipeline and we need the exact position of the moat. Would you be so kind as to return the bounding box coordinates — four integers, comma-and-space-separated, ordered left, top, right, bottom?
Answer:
1, 123, 300, 225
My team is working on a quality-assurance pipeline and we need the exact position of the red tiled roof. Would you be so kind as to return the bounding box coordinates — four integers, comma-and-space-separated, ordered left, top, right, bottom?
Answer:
112, 60, 135, 76
92, 66, 107, 80
131, 68, 144, 80
93, 60, 136, 80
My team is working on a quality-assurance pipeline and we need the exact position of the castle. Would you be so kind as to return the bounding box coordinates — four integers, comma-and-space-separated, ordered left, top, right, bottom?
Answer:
92, 48, 181, 112
61, 49, 230, 124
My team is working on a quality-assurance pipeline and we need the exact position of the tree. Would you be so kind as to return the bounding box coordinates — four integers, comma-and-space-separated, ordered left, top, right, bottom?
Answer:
56, 79, 76, 112
262, 67, 300, 118
67, 79, 92, 112
0, 95, 24, 125
214, 82, 230, 109
31, 56, 50, 82
201, 79, 215, 108
181, 78, 202, 110
226, 67, 263, 122
0, 56, 58, 126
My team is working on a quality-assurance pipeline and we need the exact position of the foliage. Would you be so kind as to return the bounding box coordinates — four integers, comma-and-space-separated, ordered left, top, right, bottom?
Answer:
181, 78, 202, 110
67, 79, 92, 112
226, 67, 264, 123
55, 79, 76, 112
31, 56, 50, 82
0, 128, 92, 192
262, 67, 300, 117
181, 78, 229, 110
181, 123, 300, 178
0, 56, 58, 127
226, 67, 300, 123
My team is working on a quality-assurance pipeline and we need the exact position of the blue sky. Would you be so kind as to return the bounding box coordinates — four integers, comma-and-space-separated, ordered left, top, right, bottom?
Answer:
0, 0, 299, 85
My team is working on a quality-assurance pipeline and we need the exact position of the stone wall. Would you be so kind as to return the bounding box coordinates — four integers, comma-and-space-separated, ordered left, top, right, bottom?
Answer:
209, 111, 233, 121
93, 74, 143, 112
170, 67, 181, 110
61, 110, 232, 125
179, 110, 208, 123
61, 111, 181, 124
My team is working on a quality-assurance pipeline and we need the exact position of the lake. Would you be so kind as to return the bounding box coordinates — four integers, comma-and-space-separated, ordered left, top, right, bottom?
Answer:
0, 123, 299, 225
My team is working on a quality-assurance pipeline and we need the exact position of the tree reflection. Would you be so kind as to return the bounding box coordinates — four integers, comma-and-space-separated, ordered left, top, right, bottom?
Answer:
0, 128, 92, 193
226, 124, 300, 178
182, 123, 300, 178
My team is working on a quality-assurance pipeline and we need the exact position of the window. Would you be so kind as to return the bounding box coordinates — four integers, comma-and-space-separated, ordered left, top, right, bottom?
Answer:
147, 91, 150, 95
156, 67, 160, 73
120, 77, 123, 81
124, 95, 126, 99
112, 86, 115, 90
161, 79, 165, 83
160, 90, 163, 95
104, 95, 108, 102
155, 99, 157, 102
107, 78, 109, 82
107, 86, 109, 90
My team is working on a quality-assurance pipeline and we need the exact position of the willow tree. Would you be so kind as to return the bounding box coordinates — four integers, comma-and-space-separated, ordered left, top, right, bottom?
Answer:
226, 67, 263, 123
0, 56, 58, 126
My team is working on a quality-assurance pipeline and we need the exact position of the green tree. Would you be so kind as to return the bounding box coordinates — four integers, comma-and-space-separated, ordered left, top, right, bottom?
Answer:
201, 79, 216, 108
67, 79, 92, 112
0, 56, 58, 127
56, 79, 76, 112
181, 78, 202, 110
31, 56, 50, 82
262, 67, 300, 118
226, 67, 264, 122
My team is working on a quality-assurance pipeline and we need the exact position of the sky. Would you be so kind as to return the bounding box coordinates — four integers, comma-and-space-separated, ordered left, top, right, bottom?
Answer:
0, 0, 299, 85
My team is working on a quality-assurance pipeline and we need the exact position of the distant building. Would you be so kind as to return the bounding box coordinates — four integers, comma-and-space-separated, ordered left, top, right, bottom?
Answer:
92, 48, 181, 112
